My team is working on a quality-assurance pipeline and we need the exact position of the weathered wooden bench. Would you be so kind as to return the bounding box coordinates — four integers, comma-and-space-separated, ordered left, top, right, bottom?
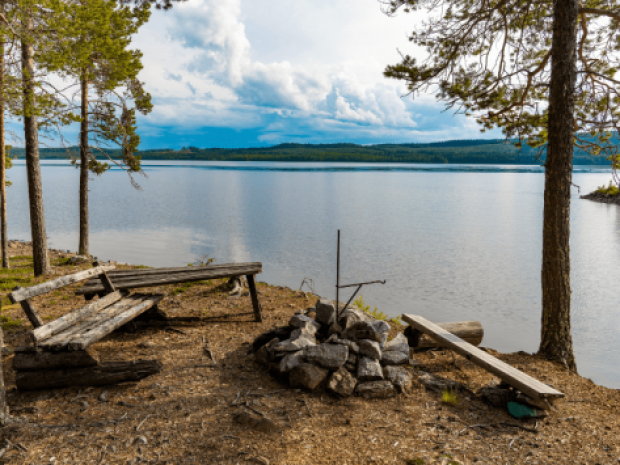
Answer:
76, 262, 264, 322
402, 314, 565, 400
7, 264, 163, 389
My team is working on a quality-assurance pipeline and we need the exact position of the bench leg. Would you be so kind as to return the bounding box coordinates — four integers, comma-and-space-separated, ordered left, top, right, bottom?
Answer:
246, 274, 263, 323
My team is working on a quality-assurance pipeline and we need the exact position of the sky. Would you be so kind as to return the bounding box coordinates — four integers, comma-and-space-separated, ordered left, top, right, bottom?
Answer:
22, 0, 503, 150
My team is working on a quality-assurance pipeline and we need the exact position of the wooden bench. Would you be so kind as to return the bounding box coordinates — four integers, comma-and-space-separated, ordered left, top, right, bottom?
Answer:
7, 265, 164, 389
76, 262, 264, 322
402, 314, 564, 400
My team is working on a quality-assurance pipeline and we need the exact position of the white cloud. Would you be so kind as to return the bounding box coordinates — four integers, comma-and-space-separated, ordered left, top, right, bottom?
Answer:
126, 0, 497, 146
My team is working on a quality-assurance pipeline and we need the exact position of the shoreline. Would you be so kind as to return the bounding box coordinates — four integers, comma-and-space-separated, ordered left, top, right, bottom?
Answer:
0, 242, 619, 463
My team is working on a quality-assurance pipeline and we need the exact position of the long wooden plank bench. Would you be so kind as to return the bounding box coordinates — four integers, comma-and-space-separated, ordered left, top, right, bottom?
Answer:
6, 264, 164, 389
76, 262, 264, 322
402, 314, 564, 400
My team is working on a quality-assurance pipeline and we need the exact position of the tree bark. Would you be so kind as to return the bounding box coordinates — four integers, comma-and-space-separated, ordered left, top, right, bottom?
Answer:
21, 16, 49, 276
539, 0, 578, 371
79, 70, 89, 256
0, 37, 7, 269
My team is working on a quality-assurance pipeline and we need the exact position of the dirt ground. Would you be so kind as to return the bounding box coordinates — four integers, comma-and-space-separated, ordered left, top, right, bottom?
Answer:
0, 240, 619, 465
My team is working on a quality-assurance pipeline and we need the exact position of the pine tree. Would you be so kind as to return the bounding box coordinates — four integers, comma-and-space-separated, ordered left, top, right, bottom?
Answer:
45, 0, 152, 256
383, 0, 620, 370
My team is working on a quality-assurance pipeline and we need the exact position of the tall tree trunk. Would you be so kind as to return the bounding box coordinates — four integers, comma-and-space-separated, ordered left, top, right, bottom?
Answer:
21, 17, 49, 276
79, 71, 89, 256
0, 38, 7, 269
539, 0, 578, 371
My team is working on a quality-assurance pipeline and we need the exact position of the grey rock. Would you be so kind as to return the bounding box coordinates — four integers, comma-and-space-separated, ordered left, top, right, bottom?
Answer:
385, 332, 409, 353
327, 336, 359, 354
290, 323, 318, 339
370, 320, 390, 334
279, 350, 305, 372
252, 326, 294, 352
341, 321, 382, 343
303, 343, 348, 370
383, 366, 413, 393
357, 356, 384, 381
327, 367, 357, 397
289, 363, 329, 390
289, 314, 321, 332
256, 338, 280, 365
379, 332, 388, 349
346, 352, 358, 365
315, 298, 336, 326
381, 350, 409, 366
417, 371, 459, 393
275, 336, 316, 352
358, 339, 382, 360
344, 362, 356, 372
338, 307, 370, 329
355, 380, 397, 399
327, 321, 342, 338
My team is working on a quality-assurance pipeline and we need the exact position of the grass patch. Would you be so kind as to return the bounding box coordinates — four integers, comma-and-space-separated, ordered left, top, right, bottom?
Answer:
442, 389, 459, 406
596, 181, 620, 196
0, 314, 23, 331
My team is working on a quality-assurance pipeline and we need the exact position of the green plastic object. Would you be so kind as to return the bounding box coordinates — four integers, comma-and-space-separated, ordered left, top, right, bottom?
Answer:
507, 401, 538, 419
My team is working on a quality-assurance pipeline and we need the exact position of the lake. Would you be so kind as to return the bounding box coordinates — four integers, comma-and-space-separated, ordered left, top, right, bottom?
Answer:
7, 160, 620, 388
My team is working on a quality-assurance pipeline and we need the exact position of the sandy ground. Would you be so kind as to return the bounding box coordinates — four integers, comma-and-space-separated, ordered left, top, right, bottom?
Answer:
0, 241, 619, 465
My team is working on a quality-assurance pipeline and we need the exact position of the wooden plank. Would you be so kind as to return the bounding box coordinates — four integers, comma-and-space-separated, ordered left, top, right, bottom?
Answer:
68, 295, 163, 350
29, 290, 127, 344
105, 262, 261, 277
38, 296, 145, 350
76, 264, 262, 294
13, 349, 98, 371
401, 314, 564, 400
15, 360, 162, 390
19, 297, 43, 328
246, 274, 263, 322
9, 265, 116, 303
99, 271, 116, 293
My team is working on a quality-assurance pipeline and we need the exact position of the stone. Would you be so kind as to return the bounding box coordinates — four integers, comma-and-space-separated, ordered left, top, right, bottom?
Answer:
383, 366, 413, 393
381, 350, 409, 366
327, 336, 359, 354
338, 307, 370, 329
358, 339, 382, 360
275, 336, 316, 352
347, 352, 357, 365
290, 322, 319, 339
341, 321, 383, 343
253, 326, 294, 352
357, 357, 384, 381
379, 333, 388, 349
385, 332, 409, 353
279, 351, 305, 372
344, 362, 356, 372
327, 321, 342, 338
289, 363, 329, 390
289, 314, 321, 332
417, 371, 459, 393
256, 338, 280, 365
303, 343, 348, 370
370, 320, 390, 335
327, 367, 357, 397
315, 298, 336, 326
355, 381, 397, 399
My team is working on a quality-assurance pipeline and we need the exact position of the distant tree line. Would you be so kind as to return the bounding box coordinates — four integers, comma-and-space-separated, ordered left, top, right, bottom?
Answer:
11, 139, 613, 165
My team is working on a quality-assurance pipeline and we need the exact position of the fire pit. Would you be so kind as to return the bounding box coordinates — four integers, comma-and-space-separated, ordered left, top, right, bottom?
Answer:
252, 298, 413, 398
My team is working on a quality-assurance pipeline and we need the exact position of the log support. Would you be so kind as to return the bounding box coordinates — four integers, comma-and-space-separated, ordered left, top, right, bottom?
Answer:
246, 274, 262, 322
404, 320, 484, 349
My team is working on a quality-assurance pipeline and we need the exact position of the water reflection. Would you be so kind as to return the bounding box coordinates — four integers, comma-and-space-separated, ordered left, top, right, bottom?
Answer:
5, 161, 620, 387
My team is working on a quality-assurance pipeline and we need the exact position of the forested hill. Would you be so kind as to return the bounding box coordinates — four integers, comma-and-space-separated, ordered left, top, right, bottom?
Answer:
9, 139, 613, 164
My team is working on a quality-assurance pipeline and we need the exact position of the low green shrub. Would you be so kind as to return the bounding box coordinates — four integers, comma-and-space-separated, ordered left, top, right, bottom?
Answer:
596, 181, 620, 196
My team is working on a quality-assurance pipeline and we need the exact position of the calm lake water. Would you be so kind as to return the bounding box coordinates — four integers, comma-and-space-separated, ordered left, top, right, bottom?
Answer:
7, 160, 620, 388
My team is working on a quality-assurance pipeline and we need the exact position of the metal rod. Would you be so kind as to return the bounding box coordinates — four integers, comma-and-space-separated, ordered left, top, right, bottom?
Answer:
336, 229, 340, 316
337, 280, 387, 289
341, 284, 363, 312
